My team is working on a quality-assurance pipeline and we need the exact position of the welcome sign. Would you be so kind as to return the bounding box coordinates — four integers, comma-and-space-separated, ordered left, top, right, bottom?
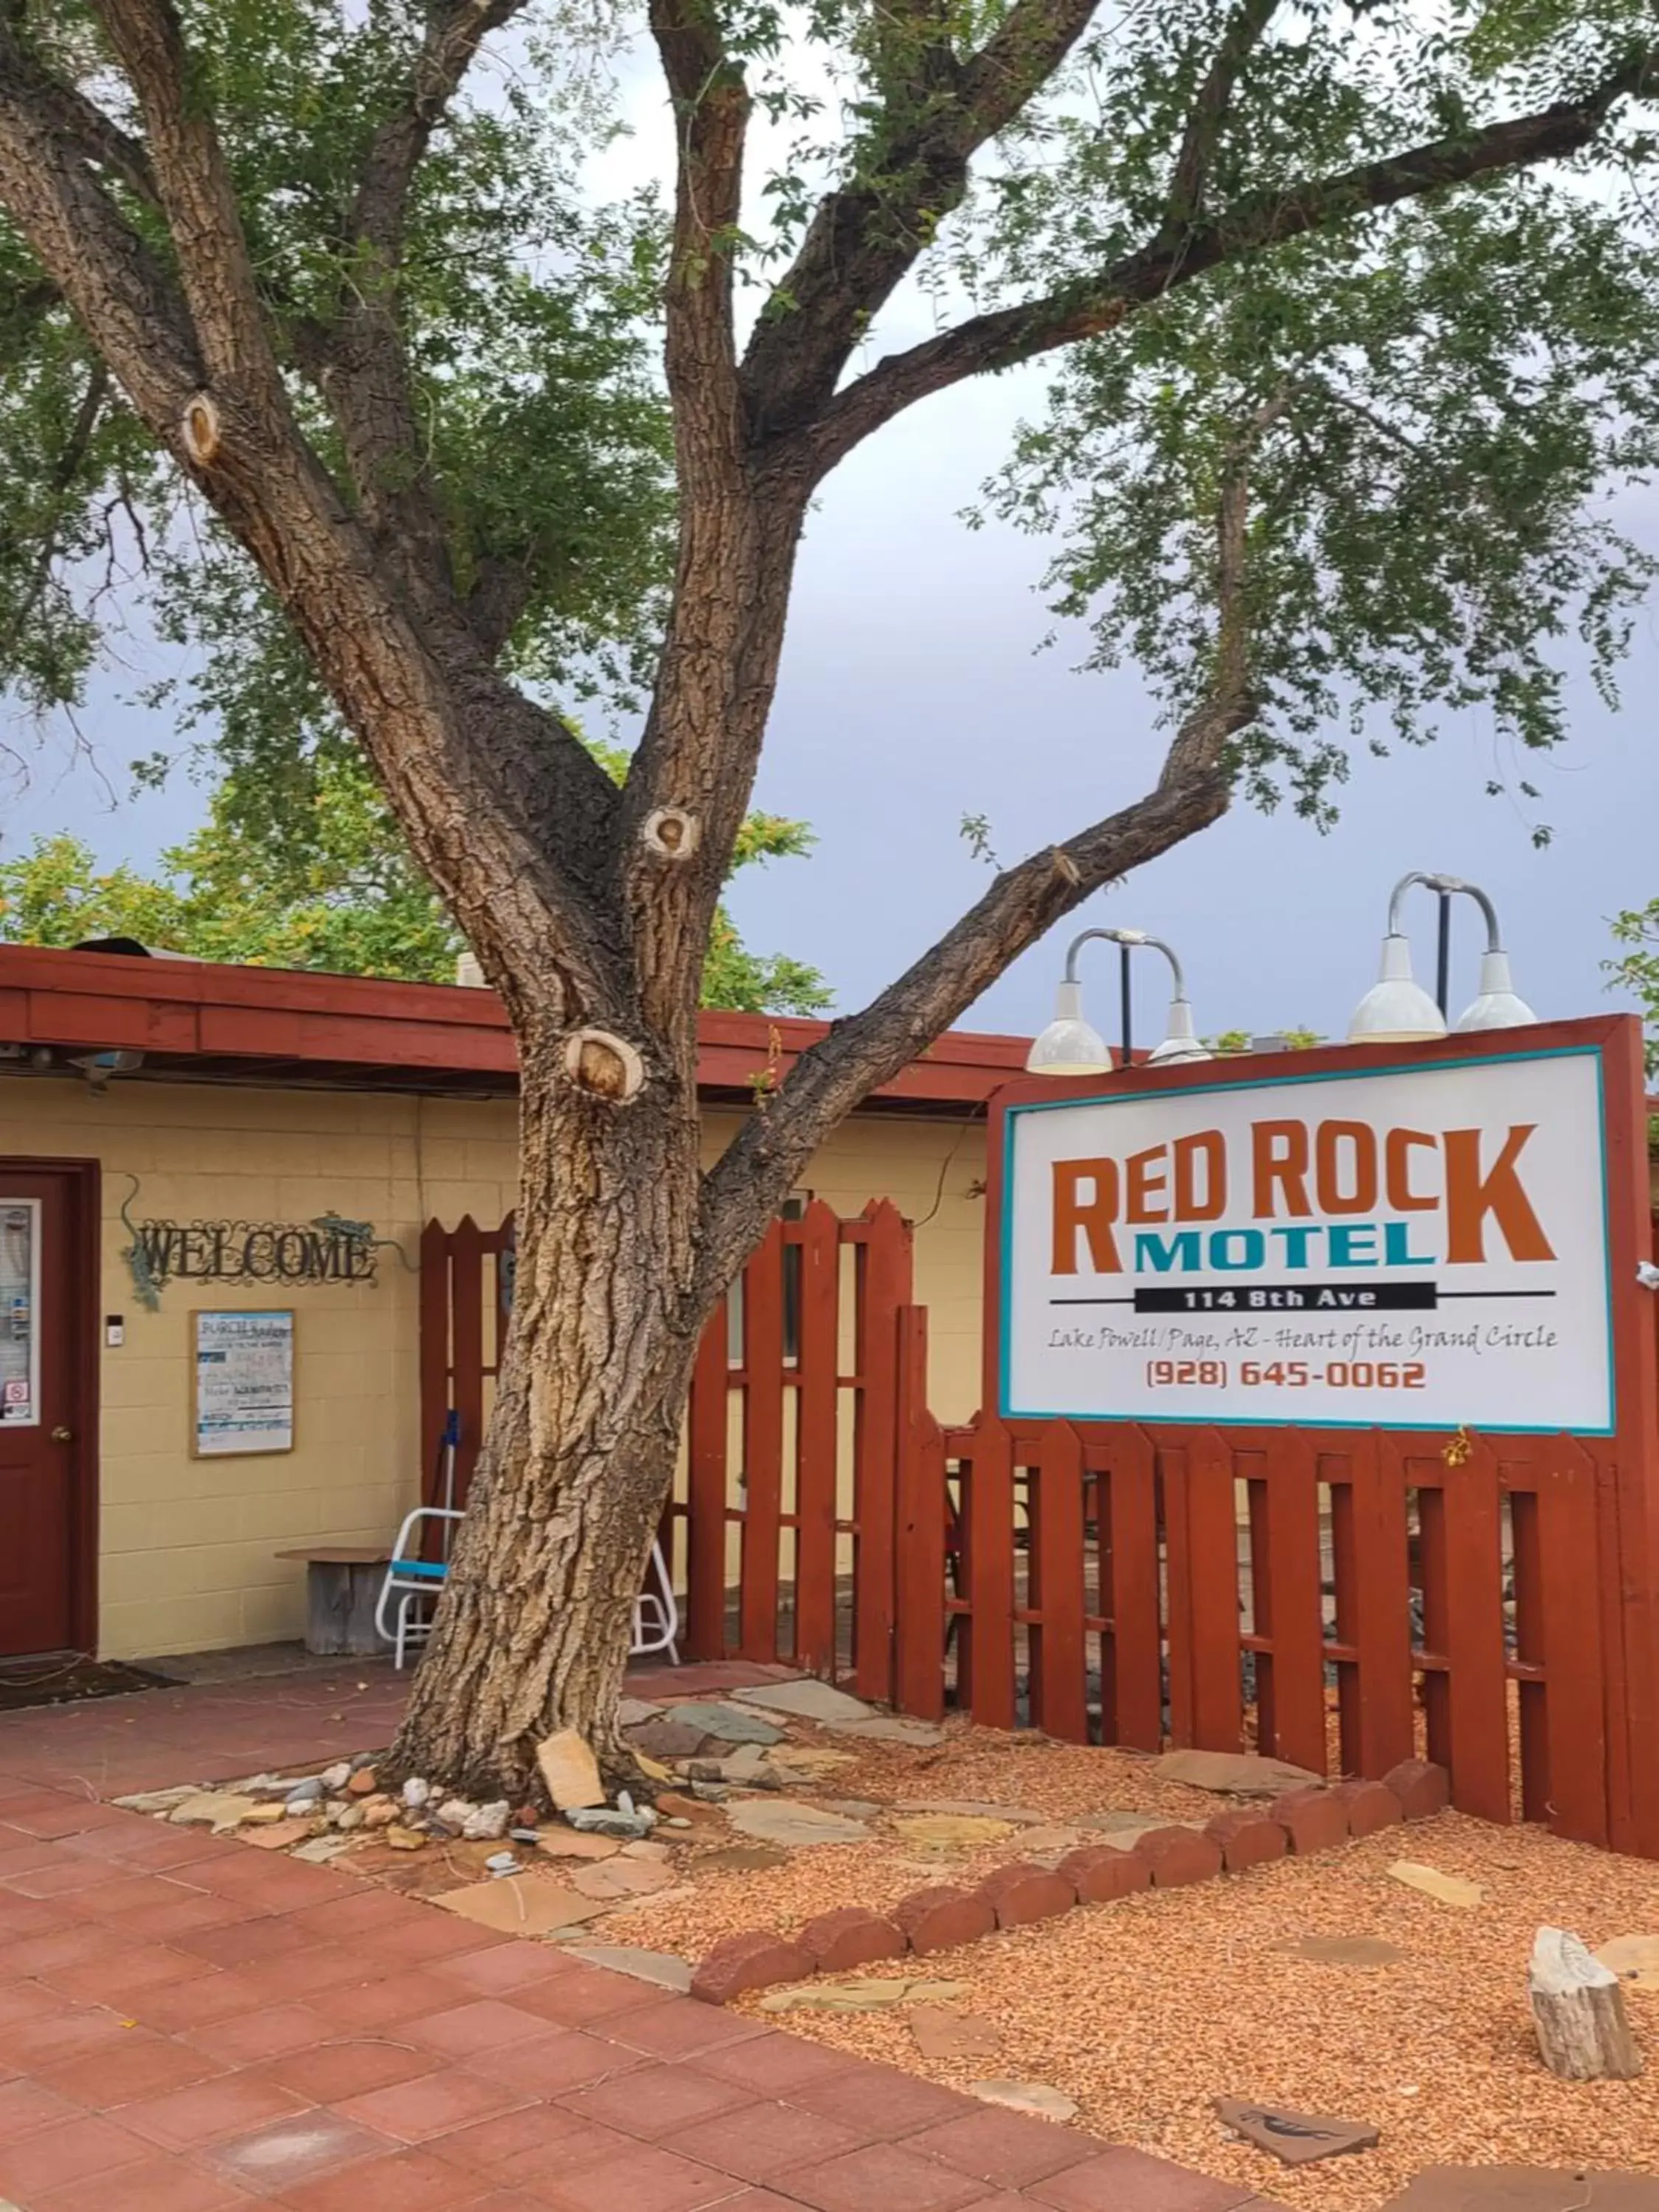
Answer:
1000, 1045, 1613, 1434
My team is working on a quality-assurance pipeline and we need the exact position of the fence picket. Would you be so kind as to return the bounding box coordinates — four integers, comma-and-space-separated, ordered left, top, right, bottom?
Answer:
685, 1308, 731, 1660
739, 1220, 785, 1662
1029, 1422, 1088, 1741
853, 1201, 909, 1703
894, 1310, 945, 1720
793, 1202, 841, 1674
965, 1417, 1018, 1730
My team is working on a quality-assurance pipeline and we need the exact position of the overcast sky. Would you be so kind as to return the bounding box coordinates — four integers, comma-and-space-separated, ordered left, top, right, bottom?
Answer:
5, 28, 1656, 1049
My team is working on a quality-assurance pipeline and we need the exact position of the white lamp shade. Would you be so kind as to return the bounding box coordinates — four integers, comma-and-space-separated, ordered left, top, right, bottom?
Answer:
1348, 934, 1447, 1043
1026, 980, 1113, 1075
1453, 950, 1536, 1032
1147, 998, 1212, 1065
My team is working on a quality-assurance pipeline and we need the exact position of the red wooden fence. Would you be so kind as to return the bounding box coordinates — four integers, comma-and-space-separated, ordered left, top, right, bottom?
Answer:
420, 1196, 1659, 1859
888, 1414, 1619, 1846
420, 1200, 917, 1700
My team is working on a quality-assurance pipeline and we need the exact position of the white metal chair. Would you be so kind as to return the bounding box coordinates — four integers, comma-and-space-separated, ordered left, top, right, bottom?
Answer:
376, 1506, 462, 1670
375, 1508, 681, 1670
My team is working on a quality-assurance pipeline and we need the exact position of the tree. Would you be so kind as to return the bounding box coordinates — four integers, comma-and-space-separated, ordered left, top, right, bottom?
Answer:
2, 0, 1658, 1795
0, 750, 831, 1012
1607, 900, 1659, 1075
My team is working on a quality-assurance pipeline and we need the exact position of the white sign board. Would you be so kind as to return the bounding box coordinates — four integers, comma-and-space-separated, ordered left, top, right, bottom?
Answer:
192, 1308, 296, 1455
1001, 1046, 1613, 1435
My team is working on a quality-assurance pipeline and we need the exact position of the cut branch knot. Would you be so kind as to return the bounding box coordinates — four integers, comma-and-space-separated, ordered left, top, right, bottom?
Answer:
562, 1029, 645, 1103
641, 807, 701, 860
181, 392, 222, 465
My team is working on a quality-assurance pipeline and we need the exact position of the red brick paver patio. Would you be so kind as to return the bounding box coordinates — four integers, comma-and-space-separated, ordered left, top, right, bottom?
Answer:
0, 1670, 1283, 2211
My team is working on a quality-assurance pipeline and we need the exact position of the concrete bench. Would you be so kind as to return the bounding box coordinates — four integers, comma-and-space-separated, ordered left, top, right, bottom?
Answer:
274, 1546, 393, 1656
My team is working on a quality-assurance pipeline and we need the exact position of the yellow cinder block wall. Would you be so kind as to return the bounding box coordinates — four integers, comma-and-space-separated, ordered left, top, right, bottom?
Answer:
0, 1077, 987, 1660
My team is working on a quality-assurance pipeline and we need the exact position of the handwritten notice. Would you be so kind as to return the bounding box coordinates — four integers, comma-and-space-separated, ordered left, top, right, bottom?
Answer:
192, 1309, 295, 1456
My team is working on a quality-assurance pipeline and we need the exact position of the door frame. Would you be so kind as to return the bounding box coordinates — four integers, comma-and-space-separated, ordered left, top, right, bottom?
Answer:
0, 1156, 101, 1655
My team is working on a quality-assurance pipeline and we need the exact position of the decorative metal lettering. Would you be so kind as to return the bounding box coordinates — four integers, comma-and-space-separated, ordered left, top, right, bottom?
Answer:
128, 1219, 380, 1290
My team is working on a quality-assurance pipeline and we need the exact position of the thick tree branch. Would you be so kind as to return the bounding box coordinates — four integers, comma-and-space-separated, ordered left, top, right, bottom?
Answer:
802, 47, 1659, 478
1164, 0, 1281, 229
696, 412, 1277, 1295
316, 0, 531, 618
0, 358, 109, 661
741, 0, 1099, 439
90, 0, 282, 400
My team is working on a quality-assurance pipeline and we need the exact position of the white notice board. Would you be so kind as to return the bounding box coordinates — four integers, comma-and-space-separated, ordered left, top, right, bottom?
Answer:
192, 1309, 296, 1456
1000, 1046, 1613, 1436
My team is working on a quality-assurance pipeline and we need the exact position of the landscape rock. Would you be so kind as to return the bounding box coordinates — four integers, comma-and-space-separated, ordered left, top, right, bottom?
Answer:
1134, 1825, 1223, 1888
897, 1798, 1046, 1825
728, 1798, 870, 1848
240, 1802, 289, 1826
434, 1798, 476, 1832
1332, 1779, 1404, 1838
361, 1796, 400, 1829
1382, 1758, 1450, 1821
908, 2005, 1001, 2062
1386, 1861, 1483, 1907
347, 1767, 378, 1797
284, 1782, 324, 1815
616, 1697, 664, 1727
621, 1838, 671, 1861
730, 1680, 876, 1725
565, 1802, 656, 1837
244, 1818, 317, 1850
691, 1930, 815, 2004
1214, 2096, 1380, 2166
980, 1862, 1074, 1929
434, 1875, 608, 1935
894, 1882, 997, 1956
1207, 1809, 1289, 1874
386, 1825, 428, 1851
768, 1746, 858, 1776
538, 1829, 622, 1861
292, 1835, 353, 1864
1058, 1845, 1152, 1905
627, 1717, 712, 1761
970, 2081, 1079, 2122
1280, 1934, 1405, 1968
697, 1843, 790, 1873
1272, 1786, 1349, 1855
828, 1715, 945, 1747
401, 1778, 431, 1809
1596, 1935, 1659, 1989
462, 1801, 511, 1842
114, 1786, 201, 1814
319, 1762, 352, 1792
571, 1858, 678, 1901
1155, 1750, 1323, 1794
800, 1907, 907, 1973
537, 1728, 606, 1812
893, 1812, 1017, 1854
567, 1944, 693, 1992
668, 1700, 785, 1745
334, 1805, 365, 1832
484, 1851, 518, 1873
168, 1792, 262, 1832
761, 1975, 968, 2013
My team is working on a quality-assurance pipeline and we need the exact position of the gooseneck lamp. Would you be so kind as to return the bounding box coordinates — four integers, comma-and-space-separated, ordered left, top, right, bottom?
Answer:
1026, 928, 1211, 1074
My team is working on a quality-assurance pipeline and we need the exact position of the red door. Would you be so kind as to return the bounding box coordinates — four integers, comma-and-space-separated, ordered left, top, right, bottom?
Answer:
0, 1169, 88, 1656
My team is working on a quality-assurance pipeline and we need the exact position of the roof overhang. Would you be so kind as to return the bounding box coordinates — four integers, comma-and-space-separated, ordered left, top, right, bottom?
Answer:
0, 943, 1032, 1116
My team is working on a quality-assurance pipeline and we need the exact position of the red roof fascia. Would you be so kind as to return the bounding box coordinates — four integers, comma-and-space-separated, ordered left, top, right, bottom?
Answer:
0, 943, 1031, 1107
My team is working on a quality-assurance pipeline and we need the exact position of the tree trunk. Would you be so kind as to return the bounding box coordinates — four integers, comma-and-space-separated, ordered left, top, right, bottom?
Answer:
390, 1031, 707, 1802
1528, 1927, 1644, 2081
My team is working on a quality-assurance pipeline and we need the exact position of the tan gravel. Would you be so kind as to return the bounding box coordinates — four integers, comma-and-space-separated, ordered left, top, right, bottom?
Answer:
602, 1723, 1659, 2210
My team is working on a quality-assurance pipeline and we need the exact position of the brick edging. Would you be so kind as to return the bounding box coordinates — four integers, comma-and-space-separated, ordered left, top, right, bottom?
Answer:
690, 1756, 1449, 2003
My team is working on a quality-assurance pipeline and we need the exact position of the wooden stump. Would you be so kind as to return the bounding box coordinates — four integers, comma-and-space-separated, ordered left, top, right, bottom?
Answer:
1528, 1927, 1643, 2080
